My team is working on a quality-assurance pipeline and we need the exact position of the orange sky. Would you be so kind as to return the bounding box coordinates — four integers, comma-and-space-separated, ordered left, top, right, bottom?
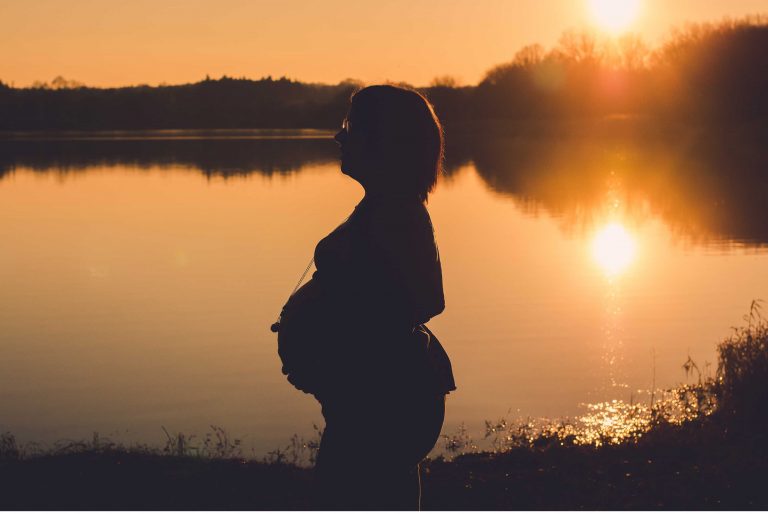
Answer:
1, 0, 766, 88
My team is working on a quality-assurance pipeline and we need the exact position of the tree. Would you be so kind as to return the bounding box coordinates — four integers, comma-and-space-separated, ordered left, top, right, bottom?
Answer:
513, 44, 545, 67
50, 76, 85, 89
617, 34, 649, 70
555, 30, 603, 64
430, 75, 460, 88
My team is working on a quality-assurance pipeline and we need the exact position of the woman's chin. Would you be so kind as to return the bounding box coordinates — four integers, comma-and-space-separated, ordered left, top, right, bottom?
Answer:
340, 163, 355, 178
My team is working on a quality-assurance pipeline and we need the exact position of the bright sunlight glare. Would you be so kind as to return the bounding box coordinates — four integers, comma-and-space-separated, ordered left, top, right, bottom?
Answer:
592, 222, 637, 276
588, 0, 641, 33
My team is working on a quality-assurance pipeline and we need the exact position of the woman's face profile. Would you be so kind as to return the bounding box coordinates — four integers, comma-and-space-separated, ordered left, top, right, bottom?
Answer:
334, 114, 368, 183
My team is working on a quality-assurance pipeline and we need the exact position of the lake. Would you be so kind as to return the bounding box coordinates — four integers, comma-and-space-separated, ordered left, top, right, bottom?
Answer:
1, 128, 766, 456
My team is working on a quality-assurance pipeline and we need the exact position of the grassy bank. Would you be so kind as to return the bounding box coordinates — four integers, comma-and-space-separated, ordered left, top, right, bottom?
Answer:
1, 302, 766, 509
2, 416, 766, 509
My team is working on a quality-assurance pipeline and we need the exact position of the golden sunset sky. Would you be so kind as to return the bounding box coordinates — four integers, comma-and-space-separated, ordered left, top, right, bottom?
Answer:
1, 0, 766, 88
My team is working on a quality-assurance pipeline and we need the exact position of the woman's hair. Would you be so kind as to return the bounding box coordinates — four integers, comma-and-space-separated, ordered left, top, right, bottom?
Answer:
348, 85, 444, 202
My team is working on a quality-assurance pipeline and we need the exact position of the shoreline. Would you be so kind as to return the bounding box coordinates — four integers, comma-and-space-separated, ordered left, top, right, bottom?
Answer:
2, 414, 767, 509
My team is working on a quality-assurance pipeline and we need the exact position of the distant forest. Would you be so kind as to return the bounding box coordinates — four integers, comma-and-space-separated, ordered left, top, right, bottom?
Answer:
1, 17, 766, 130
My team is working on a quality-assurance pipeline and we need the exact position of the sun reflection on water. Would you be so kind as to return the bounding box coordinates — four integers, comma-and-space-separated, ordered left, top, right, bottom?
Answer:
471, 386, 718, 455
591, 221, 637, 277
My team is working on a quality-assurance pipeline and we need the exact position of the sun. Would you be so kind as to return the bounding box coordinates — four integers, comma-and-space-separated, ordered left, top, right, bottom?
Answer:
591, 222, 637, 277
588, 0, 641, 34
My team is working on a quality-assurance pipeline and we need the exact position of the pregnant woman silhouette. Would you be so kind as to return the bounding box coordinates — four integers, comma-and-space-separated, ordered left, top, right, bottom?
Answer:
275, 85, 455, 509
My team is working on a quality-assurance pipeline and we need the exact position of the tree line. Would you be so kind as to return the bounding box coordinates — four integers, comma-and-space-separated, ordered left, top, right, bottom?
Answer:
1, 16, 766, 130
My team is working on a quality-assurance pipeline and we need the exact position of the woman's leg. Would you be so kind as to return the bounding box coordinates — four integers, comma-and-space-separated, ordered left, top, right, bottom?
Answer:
314, 393, 445, 509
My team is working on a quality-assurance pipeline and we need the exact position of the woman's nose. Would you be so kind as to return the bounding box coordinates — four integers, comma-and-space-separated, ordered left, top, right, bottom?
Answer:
334, 129, 347, 146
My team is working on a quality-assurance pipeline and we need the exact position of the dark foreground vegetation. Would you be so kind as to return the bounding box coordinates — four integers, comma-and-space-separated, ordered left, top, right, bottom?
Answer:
2, 302, 767, 509
0, 420, 765, 509
1, 16, 766, 130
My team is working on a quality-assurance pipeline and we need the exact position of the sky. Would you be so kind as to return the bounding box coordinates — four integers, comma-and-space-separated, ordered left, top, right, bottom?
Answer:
1, 0, 767, 88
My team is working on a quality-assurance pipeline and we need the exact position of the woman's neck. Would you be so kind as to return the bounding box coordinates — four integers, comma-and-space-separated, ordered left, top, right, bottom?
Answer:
363, 188, 421, 202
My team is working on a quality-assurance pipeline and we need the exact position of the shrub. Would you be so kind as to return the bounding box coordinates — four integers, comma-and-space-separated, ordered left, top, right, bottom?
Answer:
716, 300, 768, 427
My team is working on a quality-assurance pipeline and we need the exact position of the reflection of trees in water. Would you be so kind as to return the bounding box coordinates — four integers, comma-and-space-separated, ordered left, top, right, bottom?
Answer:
0, 134, 471, 180
1, 124, 766, 245
0, 137, 339, 180
457, 122, 768, 245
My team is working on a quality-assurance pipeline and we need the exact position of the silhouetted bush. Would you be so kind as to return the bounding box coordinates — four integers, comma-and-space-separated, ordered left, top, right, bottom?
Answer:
716, 300, 768, 428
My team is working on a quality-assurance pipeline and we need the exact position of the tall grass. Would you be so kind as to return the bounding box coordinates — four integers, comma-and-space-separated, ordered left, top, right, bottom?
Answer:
0, 423, 323, 469
716, 299, 768, 428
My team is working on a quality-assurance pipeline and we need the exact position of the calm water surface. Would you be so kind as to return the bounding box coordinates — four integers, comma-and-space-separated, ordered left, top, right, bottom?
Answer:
1, 130, 766, 455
